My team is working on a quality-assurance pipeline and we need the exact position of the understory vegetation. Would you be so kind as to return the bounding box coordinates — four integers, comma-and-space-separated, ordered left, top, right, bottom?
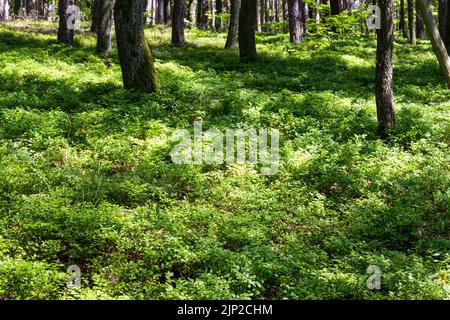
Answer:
0, 22, 449, 299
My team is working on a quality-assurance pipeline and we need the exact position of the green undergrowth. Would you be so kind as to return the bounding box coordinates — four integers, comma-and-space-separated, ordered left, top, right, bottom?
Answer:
0, 23, 448, 300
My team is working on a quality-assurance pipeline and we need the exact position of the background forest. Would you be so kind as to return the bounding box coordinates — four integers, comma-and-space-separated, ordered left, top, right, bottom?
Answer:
0, 0, 449, 300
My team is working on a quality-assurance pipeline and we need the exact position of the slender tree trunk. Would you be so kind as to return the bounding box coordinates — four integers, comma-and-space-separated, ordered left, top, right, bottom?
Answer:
438, 0, 447, 40
301, 1, 307, 32
172, 0, 185, 46
14, 0, 20, 15
35, 0, 43, 18
416, 9, 424, 39
97, 0, 115, 56
282, 0, 288, 20
157, 0, 164, 24
211, 0, 216, 30
225, 0, 239, 48
91, 0, 101, 32
26, 0, 33, 16
0, 0, 9, 21
202, 0, 209, 27
58, 0, 75, 44
400, 0, 407, 38
189, 0, 197, 24
114, 0, 159, 92
288, 0, 303, 44
256, 0, 261, 31
270, 0, 276, 22
445, 0, 450, 50
164, 0, 170, 24
376, 0, 395, 136
408, 0, 416, 44
238, 0, 257, 62
151, 0, 157, 24
275, 0, 279, 21
416, 0, 450, 88
264, 0, 269, 22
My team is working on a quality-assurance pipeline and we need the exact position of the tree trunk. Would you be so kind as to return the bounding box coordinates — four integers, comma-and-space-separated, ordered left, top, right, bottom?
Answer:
256, 0, 261, 32
189, 0, 197, 24
376, 0, 395, 136
264, 0, 269, 22
238, 0, 257, 62
416, 0, 450, 88
445, 0, 450, 50
164, 0, 170, 25
288, 0, 303, 44
114, 0, 159, 92
202, 0, 208, 27
400, 0, 407, 38
330, 0, 341, 15
172, 0, 185, 46
211, 0, 216, 30
14, 0, 20, 15
408, 0, 416, 45
97, 0, 115, 56
26, 0, 33, 16
416, 9, 424, 39
58, 0, 75, 44
0, 0, 9, 21
157, 0, 164, 24
301, 1, 307, 32
91, 0, 101, 32
225, 0, 239, 48
438, 0, 446, 40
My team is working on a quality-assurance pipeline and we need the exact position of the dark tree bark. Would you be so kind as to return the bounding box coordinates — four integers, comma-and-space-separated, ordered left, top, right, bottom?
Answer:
301, 1, 307, 32
14, 0, 20, 15
400, 0, 407, 38
202, 0, 209, 27
25, 0, 34, 16
97, 0, 115, 56
445, 0, 450, 50
172, 0, 185, 46
0, 0, 9, 21
225, 0, 239, 48
238, 0, 257, 62
330, 0, 341, 15
438, 0, 447, 40
282, 0, 288, 20
157, 0, 164, 24
416, 9, 424, 39
288, 0, 303, 44
114, 0, 159, 92
275, 0, 279, 21
408, 0, 416, 44
58, 0, 75, 44
91, 0, 101, 33
376, 0, 395, 136
416, 0, 450, 87
164, 0, 170, 24
196, 0, 202, 26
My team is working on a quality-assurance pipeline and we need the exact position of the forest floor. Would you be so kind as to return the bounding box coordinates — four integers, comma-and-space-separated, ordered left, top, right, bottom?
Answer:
0, 21, 449, 299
